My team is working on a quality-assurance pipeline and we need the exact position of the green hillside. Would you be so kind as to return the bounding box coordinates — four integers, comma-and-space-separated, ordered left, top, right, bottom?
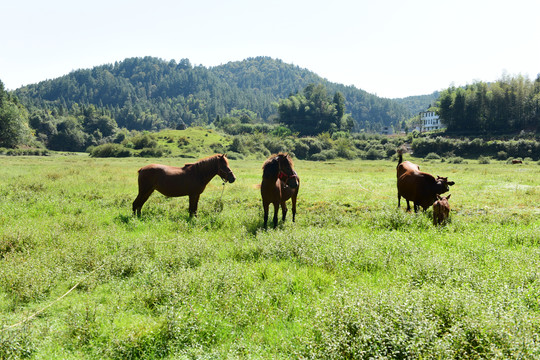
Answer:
14, 56, 411, 132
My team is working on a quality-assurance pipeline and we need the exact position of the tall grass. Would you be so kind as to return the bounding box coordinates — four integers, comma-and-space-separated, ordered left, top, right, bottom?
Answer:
0, 155, 539, 358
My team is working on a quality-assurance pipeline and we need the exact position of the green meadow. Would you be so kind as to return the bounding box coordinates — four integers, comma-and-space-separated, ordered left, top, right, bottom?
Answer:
0, 154, 539, 359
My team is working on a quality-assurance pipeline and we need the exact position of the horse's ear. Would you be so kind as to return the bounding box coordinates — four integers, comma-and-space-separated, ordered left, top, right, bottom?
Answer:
223, 153, 227, 158
437, 194, 442, 200
448, 181, 455, 186
447, 194, 451, 200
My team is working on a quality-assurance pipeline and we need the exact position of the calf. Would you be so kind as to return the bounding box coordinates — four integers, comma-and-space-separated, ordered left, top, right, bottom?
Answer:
397, 152, 455, 212
433, 194, 451, 225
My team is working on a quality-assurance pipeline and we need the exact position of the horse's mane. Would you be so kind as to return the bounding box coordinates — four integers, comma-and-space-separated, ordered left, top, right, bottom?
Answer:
262, 153, 293, 177
262, 153, 293, 169
184, 154, 226, 175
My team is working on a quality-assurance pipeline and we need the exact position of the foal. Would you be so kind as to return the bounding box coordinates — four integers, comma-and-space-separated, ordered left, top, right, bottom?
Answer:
260, 153, 300, 228
433, 194, 451, 226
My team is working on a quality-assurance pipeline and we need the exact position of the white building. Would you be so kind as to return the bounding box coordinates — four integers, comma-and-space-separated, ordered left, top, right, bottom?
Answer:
420, 111, 445, 132
381, 126, 394, 135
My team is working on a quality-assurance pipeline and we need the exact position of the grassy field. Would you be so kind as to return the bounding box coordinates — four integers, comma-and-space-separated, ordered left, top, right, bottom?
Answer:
0, 154, 539, 359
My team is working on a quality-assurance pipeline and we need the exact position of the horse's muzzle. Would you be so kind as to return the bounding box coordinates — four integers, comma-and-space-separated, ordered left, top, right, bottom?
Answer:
287, 177, 298, 189
227, 174, 236, 183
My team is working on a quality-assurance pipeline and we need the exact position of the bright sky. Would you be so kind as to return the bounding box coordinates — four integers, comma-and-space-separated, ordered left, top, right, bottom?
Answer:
1, 0, 539, 98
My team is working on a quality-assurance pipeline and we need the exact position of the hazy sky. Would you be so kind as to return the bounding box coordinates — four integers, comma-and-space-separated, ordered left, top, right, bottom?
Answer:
1, 0, 539, 98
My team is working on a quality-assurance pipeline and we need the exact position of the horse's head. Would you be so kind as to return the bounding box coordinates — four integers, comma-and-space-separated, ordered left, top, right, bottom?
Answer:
436, 176, 455, 193
276, 153, 299, 189
217, 154, 236, 183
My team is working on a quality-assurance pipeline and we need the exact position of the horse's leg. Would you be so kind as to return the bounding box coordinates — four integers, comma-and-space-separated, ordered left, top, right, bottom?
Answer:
406, 200, 411, 212
188, 193, 200, 217
397, 193, 401, 208
133, 188, 154, 216
263, 200, 270, 229
291, 194, 297, 222
281, 200, 288, 222
272, 202, 279, 228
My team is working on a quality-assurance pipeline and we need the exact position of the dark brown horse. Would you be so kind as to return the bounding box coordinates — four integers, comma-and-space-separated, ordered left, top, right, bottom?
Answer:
397, 151, 454, 212
261, 153, 299, 228
133, 154, 235, 217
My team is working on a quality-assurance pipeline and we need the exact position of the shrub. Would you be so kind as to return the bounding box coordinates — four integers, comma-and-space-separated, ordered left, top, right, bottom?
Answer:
131, 134, 158, 150
295, 138, 323, 158
264, 138, 287, 154
478, 156, 491, 164
497, 151, 508, 160
311, 149, 338, 161
225, 151, 244, 160
209, 142, 226, 153
138, 147, 166, 158
365, 147, 385, 160
228, 138, 245, 154
89, 143, 132, 158
425, 152, 441, 160
177, 136, 190, 147
292, 141, 310, 159
448, 156, 465, 164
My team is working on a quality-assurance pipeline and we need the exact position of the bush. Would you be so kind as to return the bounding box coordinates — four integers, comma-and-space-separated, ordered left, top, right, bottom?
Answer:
425, 152, 441, 160
130, 134, 158, 150
478, 156, 491, 164
89, 143, 132, 158
497, 151, 508, 160
138, 147, 166, 157
311, 149, 338, 161
209, 142, 226, 153
225, 151, 244, 160
177, 136, 190, 147
294, 138, 323, 159
365, 147, 385, 160
447, 156, 465, 164
228, 138, 245, 154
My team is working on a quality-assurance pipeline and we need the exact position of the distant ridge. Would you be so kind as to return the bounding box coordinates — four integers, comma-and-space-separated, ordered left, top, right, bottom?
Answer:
15, 56, 429, 131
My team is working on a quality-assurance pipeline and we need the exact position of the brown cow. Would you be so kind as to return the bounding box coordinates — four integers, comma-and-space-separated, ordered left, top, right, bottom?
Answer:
397, 152, 455, 212
433, 194, 451, 225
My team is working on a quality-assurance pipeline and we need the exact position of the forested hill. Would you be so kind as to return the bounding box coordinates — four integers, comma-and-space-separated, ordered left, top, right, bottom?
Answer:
394, 91, 440, 115
14, 56, 412, 131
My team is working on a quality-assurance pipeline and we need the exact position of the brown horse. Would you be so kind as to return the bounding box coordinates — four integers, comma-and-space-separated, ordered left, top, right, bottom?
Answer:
261, 153, 299, 228
397, 151, 454, 212
133, 154, 235, 217
433, 194, 451, 226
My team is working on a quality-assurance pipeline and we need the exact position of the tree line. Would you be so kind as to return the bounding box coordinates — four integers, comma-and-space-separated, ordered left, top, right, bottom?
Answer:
13, 56, 410, 133
438, 75, 540, 133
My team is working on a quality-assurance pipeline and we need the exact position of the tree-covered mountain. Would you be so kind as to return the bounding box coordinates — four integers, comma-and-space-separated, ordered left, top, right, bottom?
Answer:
394, 91, 440, 116
14, 56, 411, 132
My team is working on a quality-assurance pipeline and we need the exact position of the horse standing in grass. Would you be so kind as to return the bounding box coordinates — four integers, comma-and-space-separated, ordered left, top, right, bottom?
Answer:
260, 153, 299, 228
396, 150, 454, 212
433, 194, 451, 226
133, 154, 236, 217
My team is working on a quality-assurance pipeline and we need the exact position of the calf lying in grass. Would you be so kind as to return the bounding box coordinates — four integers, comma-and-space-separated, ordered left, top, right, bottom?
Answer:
433, 194, 451, 226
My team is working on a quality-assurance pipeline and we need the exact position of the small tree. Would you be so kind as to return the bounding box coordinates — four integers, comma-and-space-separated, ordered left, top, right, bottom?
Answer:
0, 81, 32, 148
